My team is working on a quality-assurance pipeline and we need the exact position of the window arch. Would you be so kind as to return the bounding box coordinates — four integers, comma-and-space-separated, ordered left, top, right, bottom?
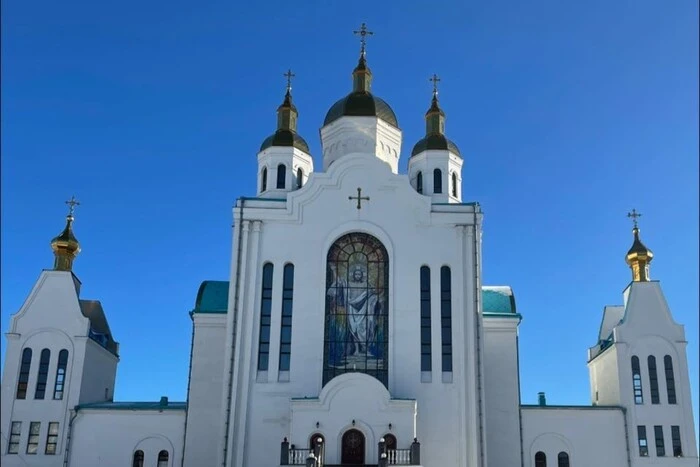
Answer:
433, 169, 442, 194
296, 168, 303, 189
276, 164, 286, 189
279, 263, 294, 372
451, 172, 457, 197
664, 355, 677, 404
535, 451, 547, 467
53, 349, 69, 400
420, 266, 431, 372
440, 266, 452, 372
648, 356, 659, 404
157, 450, 169, 467
257, 263, 274, 371
34, 349, 51, 399
416, 172, 423, 194
16, 348, 32, 399
324, 232, 389, 387
132, 450, 144, 467
557, 452, 569, 467
261, 167, 268, 192
631, 356, 643, 404
309, 433, 325, 461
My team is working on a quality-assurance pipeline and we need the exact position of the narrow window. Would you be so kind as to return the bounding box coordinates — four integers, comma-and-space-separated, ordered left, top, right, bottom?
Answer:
132, 450, 144, 467
296, 168, 303, 189
654, 425, 665, 456
671, 425, 682, 457
261, 167, 268, 192
45, 422, 59, 454
534, 451, 547, 467
276, 164, 286, 189
433, 169, 442, 194
26, 421, 40, 454
664, 355, 677, 404
557, 452, 569, 467
420, 266, 432, 372
257, 263, 274, 371
631, 356, 643, 404
416, 172, 423, 194
440, 266, 452, 372
638, 425, 649, 456
157, 450, 169, 467
451, 172, 457, 197
53, 349, 68, 400
34, 349, 50, 399
16, 348, 32, 399
7, 421, 21, 454
648, 356, 659, 404
278, 264, 294, 372
310, 433, 325, 461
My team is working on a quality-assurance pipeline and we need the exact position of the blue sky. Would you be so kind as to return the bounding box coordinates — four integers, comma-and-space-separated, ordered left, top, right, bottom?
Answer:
2, 0, 698, 437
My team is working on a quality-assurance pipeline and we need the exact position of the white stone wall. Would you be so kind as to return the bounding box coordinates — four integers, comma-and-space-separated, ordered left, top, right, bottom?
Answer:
407, 150, 464, 203
257, 146, 314, 197
70, 409, 185, 467
78, 338, 118, 404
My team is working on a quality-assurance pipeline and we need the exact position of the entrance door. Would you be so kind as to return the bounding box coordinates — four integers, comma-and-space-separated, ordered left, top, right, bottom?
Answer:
341, 429, 365, 464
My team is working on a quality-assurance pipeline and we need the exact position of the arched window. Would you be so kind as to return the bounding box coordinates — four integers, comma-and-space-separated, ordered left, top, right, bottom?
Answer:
157, 450, 169, 467
631, 356, 643, 404
16, 348, 32, 399
647, 356, 659, 404
664, 355, 677, 404
279, 264, 294, 372
276, 164, 286, 189
535, 451, 547, 467
296, 168, 303, 189
53, 349, 68, 400
557, 452, 569, 467
420, 266, 432, 372
451, 172, 457, 197
416, 172, 423, 194
440, 266, 452, 372
261, 167, 268, 192
309, 433, 325, 461
34, 349, 51, 399
433, 169, 442, 194
132, 450, 144, 467
257, 263, 274, 371
324, 232, 389, 387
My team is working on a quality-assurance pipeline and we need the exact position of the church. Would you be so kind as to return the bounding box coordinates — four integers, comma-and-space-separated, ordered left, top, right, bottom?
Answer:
1, 24, 697, 467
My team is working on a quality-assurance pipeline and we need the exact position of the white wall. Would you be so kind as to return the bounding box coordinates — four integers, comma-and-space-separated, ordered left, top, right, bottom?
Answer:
70, 409, 185, 467
79, 338, 118, 404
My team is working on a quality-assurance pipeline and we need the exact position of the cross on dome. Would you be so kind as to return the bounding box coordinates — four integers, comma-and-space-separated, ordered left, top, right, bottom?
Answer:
65, 195, 80, 217
430, 73, 441, 97
627, 208, 642, 228
353, 22, 374, 56
284, 69, 295, 93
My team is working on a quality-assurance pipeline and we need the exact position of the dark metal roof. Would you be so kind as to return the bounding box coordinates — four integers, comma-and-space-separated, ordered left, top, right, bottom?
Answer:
410, 134, 461, 157
259, 129, 310, 153
323, 92, 399, 128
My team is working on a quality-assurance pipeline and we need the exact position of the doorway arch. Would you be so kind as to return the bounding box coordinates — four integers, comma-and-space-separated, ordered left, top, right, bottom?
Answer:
341, 429, 365, 464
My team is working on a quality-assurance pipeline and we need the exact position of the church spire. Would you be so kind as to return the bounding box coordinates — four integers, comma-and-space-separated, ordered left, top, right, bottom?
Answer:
425, 73, 446, 135
276, 69, 298, 132
352, 22, 373, 93
50, 196, 81, 272
625, 209, 654, 282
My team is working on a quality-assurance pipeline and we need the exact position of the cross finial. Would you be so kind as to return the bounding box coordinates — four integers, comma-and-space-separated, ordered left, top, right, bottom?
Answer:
627, 208, 642, 228
430, 73, 441, 97
348, 187, 370, 210
353, 22, 374, 56
283, 69, 295, 93
65, 196, 80, 217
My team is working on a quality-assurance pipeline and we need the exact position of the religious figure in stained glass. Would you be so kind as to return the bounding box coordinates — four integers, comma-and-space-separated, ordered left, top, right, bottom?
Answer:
324, 232, 389, 387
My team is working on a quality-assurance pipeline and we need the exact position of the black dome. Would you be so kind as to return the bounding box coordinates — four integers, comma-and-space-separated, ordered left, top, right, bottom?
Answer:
411, 134, 461, 157
323, 91, 399, 128
259, 129, 310, 153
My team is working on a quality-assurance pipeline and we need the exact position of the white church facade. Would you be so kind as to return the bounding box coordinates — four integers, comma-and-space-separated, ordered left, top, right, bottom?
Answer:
1, 25, 697, 467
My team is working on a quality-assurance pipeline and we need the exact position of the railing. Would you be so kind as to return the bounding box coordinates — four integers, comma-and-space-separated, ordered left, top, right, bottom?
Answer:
386, 448, 411, 465
280, 436, 420, 466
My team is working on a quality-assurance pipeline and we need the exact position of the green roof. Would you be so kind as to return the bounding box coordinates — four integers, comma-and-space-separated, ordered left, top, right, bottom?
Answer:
192, 281, 229, 314
482, 286, 516, 314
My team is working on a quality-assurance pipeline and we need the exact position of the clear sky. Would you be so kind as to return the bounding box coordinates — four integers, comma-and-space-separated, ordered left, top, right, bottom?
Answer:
2, 0, 698, 437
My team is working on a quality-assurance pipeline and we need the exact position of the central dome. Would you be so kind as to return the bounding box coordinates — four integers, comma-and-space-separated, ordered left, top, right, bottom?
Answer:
323, 91, 399, 128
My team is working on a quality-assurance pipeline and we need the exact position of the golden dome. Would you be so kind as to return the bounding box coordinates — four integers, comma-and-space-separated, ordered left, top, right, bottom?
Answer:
625, 226, 653, 282
51, 197, 81, 271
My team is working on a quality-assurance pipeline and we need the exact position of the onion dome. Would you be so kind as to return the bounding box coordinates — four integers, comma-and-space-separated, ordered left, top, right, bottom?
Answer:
323, 23, 399, 128
411, 75, 461, 157
51, 197, 81, 272
260, 70, 310, 153
625, 209, 653, 282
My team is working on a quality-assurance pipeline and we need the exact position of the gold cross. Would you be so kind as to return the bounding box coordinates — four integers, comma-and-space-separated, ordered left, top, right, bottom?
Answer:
430, 73, 441, 97
353, 22, 374, 55
65, 196, 80, 216
348, 187, 370, 210
283, 69, 295, 93
627, 208, 642, 228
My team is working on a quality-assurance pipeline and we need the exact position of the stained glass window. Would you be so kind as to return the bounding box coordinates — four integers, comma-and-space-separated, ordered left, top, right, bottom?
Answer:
324, 232, 389, 387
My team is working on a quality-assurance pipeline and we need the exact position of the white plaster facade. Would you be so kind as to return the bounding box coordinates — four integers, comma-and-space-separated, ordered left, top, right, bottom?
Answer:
1, 48, 697, 467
